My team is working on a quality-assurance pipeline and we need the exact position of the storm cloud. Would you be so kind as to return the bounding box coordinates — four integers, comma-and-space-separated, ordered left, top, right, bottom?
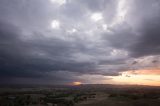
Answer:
0, 0, 160, 84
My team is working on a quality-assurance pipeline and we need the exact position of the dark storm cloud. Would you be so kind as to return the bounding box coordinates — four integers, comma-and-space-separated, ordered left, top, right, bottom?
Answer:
1, 24, 73, 70
0, 0, 160, 84
0, 20, 97, 81
130, 15, 160, 57
0, 21, 46, 78
126, 0, 160, 57
103, 23, 137, 49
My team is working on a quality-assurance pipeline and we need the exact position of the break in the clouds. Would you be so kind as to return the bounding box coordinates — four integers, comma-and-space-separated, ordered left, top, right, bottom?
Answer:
0, 0, 160, 85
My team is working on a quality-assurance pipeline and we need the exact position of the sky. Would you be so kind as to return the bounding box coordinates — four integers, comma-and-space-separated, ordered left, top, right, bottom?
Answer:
0, 0, 160, 86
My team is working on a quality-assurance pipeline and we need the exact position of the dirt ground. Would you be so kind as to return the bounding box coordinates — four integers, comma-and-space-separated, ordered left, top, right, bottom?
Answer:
75, 93, 160, 106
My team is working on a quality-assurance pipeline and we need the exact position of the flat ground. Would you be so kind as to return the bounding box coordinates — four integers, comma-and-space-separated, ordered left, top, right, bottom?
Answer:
75, 92, 160, 106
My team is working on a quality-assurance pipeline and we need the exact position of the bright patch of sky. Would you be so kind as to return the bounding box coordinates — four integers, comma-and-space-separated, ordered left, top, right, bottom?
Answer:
51, 20, 60, 29
111, 0, 128, 27
50, 0, 66, 6
91, 13, 103, 22
67, 28, 77, 34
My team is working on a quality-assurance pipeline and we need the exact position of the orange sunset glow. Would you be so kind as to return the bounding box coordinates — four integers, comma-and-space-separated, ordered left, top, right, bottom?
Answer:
73, 82, 82, 86
111, 69, 160, 86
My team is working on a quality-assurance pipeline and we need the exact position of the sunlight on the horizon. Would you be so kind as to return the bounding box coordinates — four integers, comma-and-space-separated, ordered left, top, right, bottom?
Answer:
73, 82, 82, 86
112, 69, 160, 86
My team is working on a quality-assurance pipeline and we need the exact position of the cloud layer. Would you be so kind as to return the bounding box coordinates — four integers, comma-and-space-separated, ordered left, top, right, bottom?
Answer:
0, 0, 160, 84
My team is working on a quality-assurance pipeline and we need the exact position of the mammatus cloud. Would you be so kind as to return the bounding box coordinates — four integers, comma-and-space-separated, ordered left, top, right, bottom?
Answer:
0, 0, 160, 85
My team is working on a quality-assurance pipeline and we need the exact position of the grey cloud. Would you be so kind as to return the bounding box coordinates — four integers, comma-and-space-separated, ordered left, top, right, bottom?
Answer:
1, 0, 160, 84
0, 21, 98, 81
125, 0, 160, 57
130, 15, 160, 57
103, 23, 137, 50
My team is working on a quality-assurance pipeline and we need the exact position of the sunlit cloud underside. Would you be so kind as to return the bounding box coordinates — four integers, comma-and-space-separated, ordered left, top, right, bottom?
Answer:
111, 69, 160, 86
